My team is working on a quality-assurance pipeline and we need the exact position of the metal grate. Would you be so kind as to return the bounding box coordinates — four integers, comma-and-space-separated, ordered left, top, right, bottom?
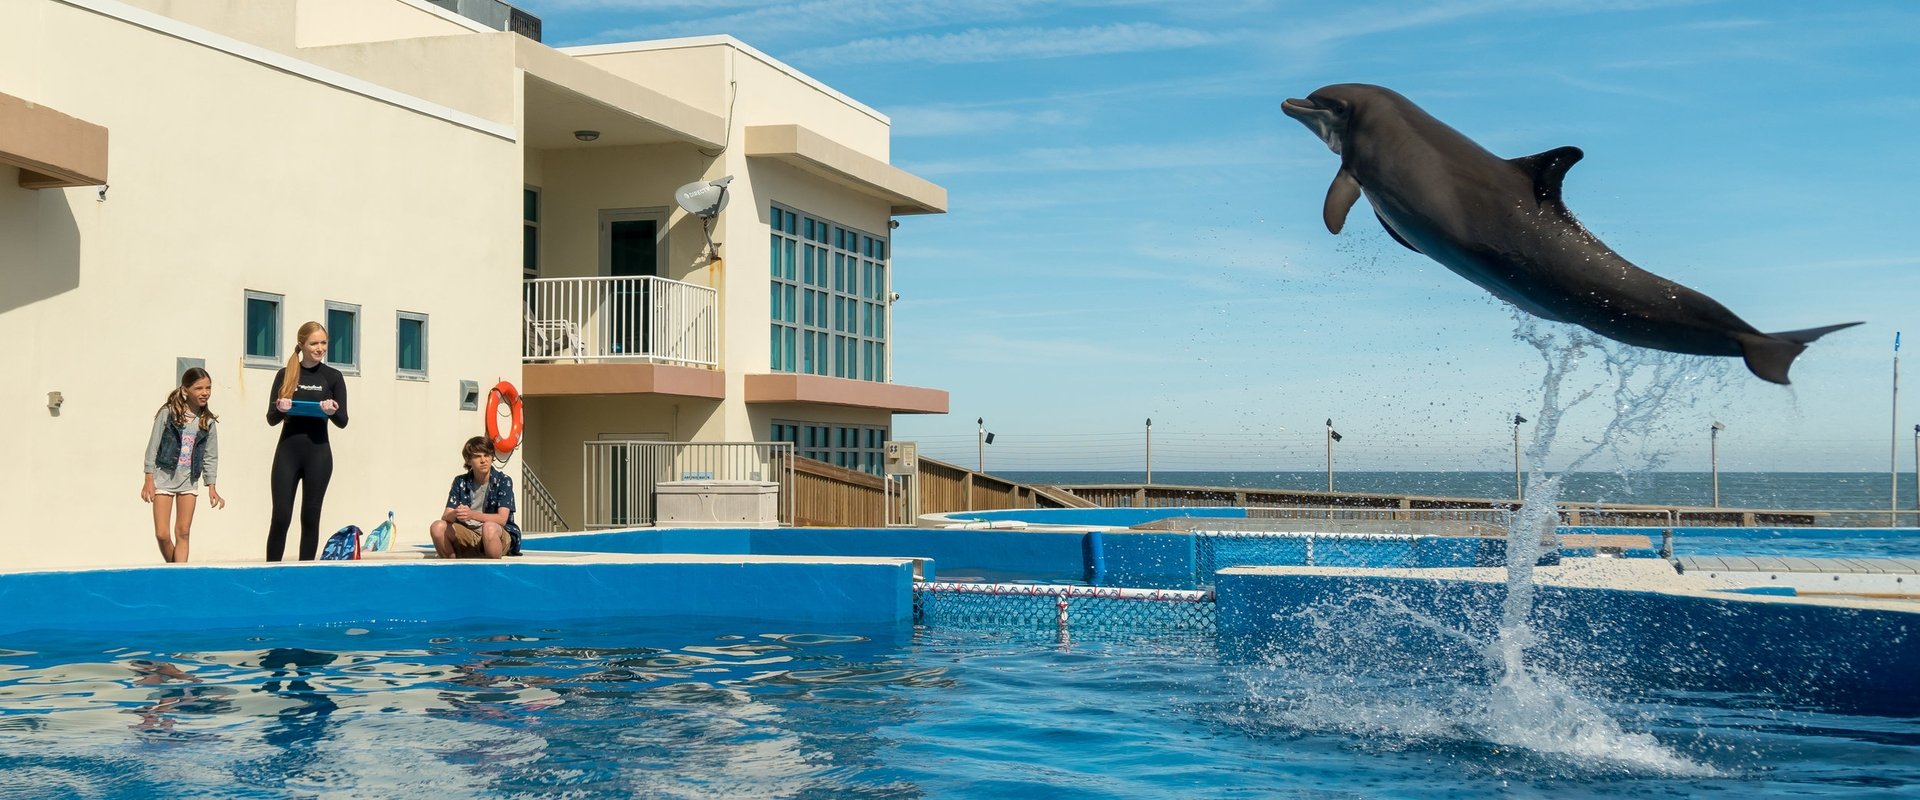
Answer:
913, 582, 1216, 643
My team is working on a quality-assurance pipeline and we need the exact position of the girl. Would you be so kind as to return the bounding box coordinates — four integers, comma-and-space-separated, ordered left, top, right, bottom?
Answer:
265, 321, 350, 561
141, 367, 224, 563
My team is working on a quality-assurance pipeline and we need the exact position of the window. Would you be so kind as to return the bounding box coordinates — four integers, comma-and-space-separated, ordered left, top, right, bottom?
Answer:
770, 206, 887, 380
243, 290, 283, 368
324, 301, 360, 375
772, 421, 889, 476
397, 311, 428, 379
523, 186, 540, 280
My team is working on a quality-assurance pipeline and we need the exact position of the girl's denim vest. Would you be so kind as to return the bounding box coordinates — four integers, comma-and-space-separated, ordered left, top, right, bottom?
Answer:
154, 417, 209, 482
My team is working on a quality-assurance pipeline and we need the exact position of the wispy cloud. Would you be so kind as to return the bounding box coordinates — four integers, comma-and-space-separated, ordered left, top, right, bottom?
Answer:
790, 23, 1220, 66
904, 135, 1301, 176
887, 105, 1077, 137
1274, 0, 1709, 52
558, 0, 1185, 48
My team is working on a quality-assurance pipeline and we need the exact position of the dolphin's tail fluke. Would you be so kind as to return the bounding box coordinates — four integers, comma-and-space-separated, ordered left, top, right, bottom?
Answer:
1737, 322, 1864, 385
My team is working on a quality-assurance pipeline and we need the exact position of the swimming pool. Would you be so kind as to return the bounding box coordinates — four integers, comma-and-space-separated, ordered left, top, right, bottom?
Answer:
3, 616, 1915, 798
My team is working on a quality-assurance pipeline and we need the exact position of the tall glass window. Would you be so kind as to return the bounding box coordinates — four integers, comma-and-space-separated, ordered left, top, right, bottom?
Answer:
772, 421, 889, 475
523, 187, 541, 280
770, 206, 887, 380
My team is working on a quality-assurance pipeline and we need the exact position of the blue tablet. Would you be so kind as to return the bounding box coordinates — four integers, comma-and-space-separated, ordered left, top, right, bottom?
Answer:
288, 399, 327, 418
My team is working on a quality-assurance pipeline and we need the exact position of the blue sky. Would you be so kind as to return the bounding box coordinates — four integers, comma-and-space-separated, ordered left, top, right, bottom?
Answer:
523, 1, 1920, 473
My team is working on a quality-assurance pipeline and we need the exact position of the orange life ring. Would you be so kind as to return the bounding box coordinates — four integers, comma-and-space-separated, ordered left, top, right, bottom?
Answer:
486, 380, 524, 456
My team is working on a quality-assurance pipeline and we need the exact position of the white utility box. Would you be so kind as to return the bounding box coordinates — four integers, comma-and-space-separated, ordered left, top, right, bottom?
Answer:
654, 480, 781, 528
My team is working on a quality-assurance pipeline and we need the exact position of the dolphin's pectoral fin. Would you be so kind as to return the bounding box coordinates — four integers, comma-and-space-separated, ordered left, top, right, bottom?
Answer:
1323, 169, 1361, 234
1736, 322, 1862, 385
1374, 212, 1420, 254
1509, 146, 1585, 205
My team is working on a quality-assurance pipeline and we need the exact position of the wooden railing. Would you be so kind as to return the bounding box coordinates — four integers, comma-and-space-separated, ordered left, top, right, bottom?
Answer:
914, 457, 1093, 515
1046, 483, 1820, 527
790, 457, 902, 527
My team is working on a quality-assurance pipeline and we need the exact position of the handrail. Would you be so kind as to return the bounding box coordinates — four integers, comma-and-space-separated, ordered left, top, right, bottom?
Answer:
524, 275, 717, 367
519, 463, 569, 533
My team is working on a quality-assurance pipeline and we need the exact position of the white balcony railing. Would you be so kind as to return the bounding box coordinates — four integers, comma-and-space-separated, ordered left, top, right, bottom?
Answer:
524, 276, 718, 367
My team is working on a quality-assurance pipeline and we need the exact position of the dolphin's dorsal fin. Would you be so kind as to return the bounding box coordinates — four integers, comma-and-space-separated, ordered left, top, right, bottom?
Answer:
1509, 146, 1584, 206
1324, 168, 1361, 234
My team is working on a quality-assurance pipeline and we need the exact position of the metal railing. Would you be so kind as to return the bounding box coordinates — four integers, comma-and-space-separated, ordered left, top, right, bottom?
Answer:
582, 441, 796, 529
523, 276, 717, 367
518, 464, 569, 534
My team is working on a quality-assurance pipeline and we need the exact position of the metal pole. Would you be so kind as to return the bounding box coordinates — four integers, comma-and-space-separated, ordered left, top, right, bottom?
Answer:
1325, 419, 1334, 493
1145, 418, 1153, 485
1710, 422, 1722, 508
977, 417, 984, 474
1511, 414, 1526, 502
1893, 333, 1901, 527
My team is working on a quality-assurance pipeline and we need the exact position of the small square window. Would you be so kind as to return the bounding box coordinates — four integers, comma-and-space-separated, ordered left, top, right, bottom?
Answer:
324, 301, 361, 375
243, 290, 283, 368
397, 311, 428, 379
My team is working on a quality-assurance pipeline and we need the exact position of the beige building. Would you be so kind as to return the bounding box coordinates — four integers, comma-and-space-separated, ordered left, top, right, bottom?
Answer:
1, 0, 947, 569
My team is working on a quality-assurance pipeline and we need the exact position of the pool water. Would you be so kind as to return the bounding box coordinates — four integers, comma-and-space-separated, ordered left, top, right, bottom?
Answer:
2, 618, 1915, 798
1662, 527, 1920, 561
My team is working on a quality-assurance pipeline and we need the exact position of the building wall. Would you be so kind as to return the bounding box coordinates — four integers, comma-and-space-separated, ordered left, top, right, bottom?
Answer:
571, 38, 892, 160
519, 394, 726, 528
1, 0, 520, 569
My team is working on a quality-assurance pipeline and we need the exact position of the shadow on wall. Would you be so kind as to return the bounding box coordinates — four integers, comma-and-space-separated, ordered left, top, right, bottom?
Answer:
0, 170, 82, 313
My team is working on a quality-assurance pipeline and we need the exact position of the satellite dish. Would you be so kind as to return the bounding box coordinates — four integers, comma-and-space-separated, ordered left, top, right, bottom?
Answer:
674, 176, 733, 219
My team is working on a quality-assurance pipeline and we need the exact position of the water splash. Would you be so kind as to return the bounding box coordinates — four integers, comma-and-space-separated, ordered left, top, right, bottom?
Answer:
1481, 315, 1731, 774
1244, 316, 1739, 777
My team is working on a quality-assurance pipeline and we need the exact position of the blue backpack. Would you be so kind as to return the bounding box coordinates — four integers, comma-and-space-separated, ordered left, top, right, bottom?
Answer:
363, 512, 395, 552
320, 525, 363, 561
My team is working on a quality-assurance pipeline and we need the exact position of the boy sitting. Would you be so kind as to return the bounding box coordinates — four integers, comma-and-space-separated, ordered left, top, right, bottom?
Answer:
428, 436, 522, 559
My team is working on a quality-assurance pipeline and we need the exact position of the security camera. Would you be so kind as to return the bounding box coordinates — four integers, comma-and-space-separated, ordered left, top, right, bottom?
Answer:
887, 291, 901, 303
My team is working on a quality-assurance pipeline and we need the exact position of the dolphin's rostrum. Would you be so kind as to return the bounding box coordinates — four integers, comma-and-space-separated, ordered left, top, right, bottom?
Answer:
1282, 83, 1858, 385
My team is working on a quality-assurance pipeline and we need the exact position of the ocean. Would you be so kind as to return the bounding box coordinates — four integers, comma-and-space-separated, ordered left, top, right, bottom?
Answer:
999, 470, 1920, 512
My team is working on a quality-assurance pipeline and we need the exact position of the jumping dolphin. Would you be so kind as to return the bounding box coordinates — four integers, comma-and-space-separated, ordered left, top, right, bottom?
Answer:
1281, 83, 1859, 385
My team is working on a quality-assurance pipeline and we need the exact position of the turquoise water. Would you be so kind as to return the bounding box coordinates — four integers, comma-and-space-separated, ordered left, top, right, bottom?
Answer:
2, 618, 1914, 798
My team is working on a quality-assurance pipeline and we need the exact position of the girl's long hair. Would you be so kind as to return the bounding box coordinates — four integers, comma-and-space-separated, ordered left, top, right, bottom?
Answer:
159, 367, 217, 431
279, 320, 327, 400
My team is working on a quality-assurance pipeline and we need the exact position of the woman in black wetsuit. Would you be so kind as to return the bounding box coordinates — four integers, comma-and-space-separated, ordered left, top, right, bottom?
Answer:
265, 320, 349, 561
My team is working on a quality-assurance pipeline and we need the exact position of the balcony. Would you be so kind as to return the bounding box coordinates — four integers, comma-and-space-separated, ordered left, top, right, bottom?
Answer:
523, 276, 717, 367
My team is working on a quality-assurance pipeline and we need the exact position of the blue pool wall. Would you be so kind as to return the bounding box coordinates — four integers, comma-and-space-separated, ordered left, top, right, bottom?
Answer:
521, 524, 1517, 587
1215, 570, 1920, 711
0, 560, 915, 637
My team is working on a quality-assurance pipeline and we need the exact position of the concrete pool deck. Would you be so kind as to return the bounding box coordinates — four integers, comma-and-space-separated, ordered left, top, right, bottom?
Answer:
1220, 556, 1920, 613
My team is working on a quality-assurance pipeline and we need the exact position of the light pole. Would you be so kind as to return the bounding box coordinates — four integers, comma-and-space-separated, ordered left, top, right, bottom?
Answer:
1325, 419, 1342, 493
1710, 421, 1725, 508
977, 417, 985, 474
1892, 332, 1902, 527
1512, 414, 1528, 502
1145, 418, 1153, 485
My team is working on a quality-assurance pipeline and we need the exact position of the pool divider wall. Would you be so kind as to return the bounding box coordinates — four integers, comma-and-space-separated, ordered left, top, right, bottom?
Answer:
520, 525, 1527, 587
1213, 569, 1920, 709
0, 560, 916, 637
942, 507, 1250, 527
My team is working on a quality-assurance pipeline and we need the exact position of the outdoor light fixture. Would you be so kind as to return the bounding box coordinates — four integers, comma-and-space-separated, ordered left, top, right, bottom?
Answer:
1711, 421, 1726, 507
1512, 414, 1529, 502
1325, 419, 1342, 493
573, 130, 600, 142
